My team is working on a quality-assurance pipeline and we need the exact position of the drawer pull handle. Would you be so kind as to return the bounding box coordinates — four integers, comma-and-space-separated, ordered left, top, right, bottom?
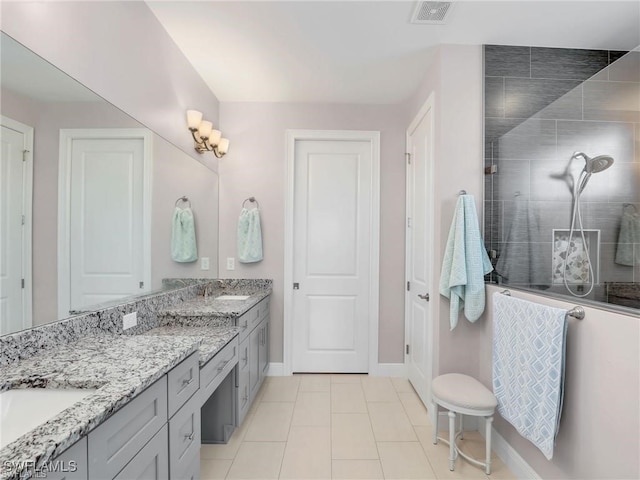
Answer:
217, 358, 232, 373
182, 376, 194, 387
184, 432, 194, 441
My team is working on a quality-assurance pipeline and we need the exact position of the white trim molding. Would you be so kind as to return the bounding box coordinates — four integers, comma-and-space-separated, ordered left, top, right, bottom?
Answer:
480, 426, 542, 480
284, 129, 381, 376
57, 128, 153, 319
374, 363, 408, 378
267, 362, 285, 376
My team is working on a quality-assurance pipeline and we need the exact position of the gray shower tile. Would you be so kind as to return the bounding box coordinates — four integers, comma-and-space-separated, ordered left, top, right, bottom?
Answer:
606, 162, 640, 203
485, 45, 530, 77
496, 241, 552, 288
609, 51, 640, 83
485, 77, 505, 117
504, 78, 582, 119
580, 203, 629, 243
635, 123, 640, 163
583, 81, 640, 123
556, 120, 635, 164
610, 51, 631, 65
498, 119, 557, 161
501, 200, 561, 244
484, 200, 503, 247
601, 243, 635, 283
529, 159, 574, 202
484, 117, 526, 141
496, 160, 530, 200
531, 47, 609, 80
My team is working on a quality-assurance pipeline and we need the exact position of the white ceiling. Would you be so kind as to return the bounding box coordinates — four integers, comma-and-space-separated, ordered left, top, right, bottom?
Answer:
148, 1, 640, 104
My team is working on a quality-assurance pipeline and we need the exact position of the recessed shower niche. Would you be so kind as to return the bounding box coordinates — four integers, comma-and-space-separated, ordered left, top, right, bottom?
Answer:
483, 45, 640, 312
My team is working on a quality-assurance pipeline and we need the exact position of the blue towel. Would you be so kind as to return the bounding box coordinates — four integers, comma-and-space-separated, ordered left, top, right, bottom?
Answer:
492, 293, 567, 460
171, 207, 198, 263
237, 208, 263, 263
439, 195, 493, 330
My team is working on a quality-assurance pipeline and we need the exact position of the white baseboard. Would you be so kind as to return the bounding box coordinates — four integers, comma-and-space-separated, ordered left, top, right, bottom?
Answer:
267, 362, 285, 376
372, 363, 407, 377
479, 425, 541, 480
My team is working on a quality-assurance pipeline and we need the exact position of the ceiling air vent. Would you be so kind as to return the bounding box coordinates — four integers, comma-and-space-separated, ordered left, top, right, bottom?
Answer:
411, 1, 454, 25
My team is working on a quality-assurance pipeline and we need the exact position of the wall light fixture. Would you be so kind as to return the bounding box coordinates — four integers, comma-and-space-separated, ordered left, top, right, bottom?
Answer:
186, 110, 229, 158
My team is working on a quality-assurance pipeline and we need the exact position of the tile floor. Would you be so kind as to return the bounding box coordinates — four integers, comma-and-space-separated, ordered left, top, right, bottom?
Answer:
200, 375, 516, 480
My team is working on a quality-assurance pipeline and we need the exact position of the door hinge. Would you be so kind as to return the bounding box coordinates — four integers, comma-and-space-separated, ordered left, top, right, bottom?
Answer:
485, 164, 498, 175
21, 215, 25, 226
139, 281, 144, 289
405, 153, 411, 165
407, 217, 412, 228
21, 278, 25, 289
407, 281, 410, 291
406, 344, 410, 355
22, 150, 29, 162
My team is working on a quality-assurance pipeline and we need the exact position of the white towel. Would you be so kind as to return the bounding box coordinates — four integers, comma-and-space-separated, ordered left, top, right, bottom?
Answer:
171, 207, 198, 263
492, 293, 567, 460
237, 208, 263, 263
439, 195, 493, 330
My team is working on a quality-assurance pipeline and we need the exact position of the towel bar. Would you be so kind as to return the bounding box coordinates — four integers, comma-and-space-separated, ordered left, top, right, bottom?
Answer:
499, 289, 584, 320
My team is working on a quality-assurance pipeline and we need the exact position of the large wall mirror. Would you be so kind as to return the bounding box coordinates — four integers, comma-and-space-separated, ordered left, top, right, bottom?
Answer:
484, 44, 639, 315
1, 33, 219, 335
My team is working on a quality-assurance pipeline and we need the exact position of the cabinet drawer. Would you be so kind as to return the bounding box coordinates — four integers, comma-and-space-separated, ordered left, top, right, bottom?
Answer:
237, 337, 250, 373
88, 376, 167, 479
42, 437, 88, 480
168, 352, 199, 418
236, 309, 254, 343
247, 303, 262, 331
236, 365, 251, 427
114, 424, 168, 480
169, 391, 200, 479
200, 337, 239, 405
171, 448, 200, 480
258, 297, 270, 323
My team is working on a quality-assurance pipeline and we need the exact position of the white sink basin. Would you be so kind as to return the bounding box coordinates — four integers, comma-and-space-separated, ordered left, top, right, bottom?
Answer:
0, 387, 96, 448
216, 295, 250, 301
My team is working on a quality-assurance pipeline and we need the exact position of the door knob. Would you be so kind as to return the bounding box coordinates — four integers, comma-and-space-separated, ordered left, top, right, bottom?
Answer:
418, 293, 430, 301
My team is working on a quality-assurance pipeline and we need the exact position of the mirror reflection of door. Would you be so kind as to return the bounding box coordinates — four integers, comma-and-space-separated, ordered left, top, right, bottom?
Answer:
58, 129, 152, 317
0, 117, 33, 334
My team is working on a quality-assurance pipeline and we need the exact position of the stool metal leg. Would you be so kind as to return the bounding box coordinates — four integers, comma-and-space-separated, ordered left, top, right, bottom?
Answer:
448, 411, 456, 471
459, 414, 464, 440
485, 416, 494, 475
431, 402, 438, 445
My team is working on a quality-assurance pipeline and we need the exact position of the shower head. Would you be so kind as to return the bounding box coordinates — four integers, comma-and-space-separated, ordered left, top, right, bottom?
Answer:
571, 152, 615, 194
572, 152, 615, 173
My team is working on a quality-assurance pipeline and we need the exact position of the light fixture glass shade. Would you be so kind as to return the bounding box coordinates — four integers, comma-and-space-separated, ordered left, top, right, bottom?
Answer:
198, 120, 213, 139
217, 138, 230, 155
187, 110, 203, 129
209, 129, 222, 146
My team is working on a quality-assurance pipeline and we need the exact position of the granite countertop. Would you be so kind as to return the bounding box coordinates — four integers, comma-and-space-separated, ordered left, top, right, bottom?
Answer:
0, 335, 199, 480
143, 325, 240, 366
161, 288, 270, 319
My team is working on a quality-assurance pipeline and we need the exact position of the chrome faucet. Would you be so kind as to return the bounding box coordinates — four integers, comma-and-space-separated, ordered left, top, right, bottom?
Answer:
203, 283, 213, 299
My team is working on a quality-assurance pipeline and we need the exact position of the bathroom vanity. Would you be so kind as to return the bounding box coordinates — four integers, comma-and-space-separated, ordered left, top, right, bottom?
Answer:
0, 280, 272, 480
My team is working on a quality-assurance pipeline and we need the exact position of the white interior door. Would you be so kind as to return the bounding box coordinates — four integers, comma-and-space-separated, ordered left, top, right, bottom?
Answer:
0, 119, 32, 334
60, 130, 151, 315
406, 98, 435, 405
292, 138, 375, 373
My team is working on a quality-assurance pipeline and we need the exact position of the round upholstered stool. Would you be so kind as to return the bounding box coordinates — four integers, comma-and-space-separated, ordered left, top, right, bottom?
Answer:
431, 373, 498, 474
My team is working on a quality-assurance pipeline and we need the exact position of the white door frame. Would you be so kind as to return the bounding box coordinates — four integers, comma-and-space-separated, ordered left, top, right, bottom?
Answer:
404, 94, 437, 395
284, 129, 380, 376
57, 128, 153, 318
1, 115, 34, 329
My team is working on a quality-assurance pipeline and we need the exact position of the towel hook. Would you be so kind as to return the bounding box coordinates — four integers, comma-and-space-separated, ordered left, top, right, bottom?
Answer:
242, 197, 260, 209
175, 196, 191, 208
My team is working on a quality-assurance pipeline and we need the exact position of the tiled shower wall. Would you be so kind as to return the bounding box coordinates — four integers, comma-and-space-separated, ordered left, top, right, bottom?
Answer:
484, 45, 640, 307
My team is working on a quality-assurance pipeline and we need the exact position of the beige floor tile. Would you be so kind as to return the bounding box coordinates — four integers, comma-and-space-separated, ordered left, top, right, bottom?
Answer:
361, 377, 400, 402
331, 383, 367, 413
226, 442, 285, 479
292, 391, 331, 426
200, 458, 232, 480
485, 458, 516, 479
244, 402, 294, 441
331, 459, 384, 479
377, 441, 437, 479
391, 377, 414, 393
200, 417, 251, 460
331, 413, 378, 460
260, 376, 300, 402
298, 374, 331, 392
399, 391, 432, 426
331, 374, 365, 384
368, 401, 418, 441
280, 426, 332, 479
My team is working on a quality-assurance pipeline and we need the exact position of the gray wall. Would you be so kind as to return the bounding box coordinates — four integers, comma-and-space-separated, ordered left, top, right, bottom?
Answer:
484, 45, 640, 306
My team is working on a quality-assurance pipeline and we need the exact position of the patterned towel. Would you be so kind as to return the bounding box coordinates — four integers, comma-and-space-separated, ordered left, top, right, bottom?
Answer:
171, 207, 198, 263
492, 293, 567, 460
238, 208, 263, 263
439, 195, 493, 330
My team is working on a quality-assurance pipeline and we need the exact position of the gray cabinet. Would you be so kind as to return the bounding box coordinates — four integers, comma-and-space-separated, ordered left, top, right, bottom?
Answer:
113, 425, 168, 480
200, 337, 238, 405
258, 317, 269, 377
88, 377, 168, 479
44, 438, 88, 480
169, 392, 200, 478
167, 352, 199, 417
249, 324, 260, 398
